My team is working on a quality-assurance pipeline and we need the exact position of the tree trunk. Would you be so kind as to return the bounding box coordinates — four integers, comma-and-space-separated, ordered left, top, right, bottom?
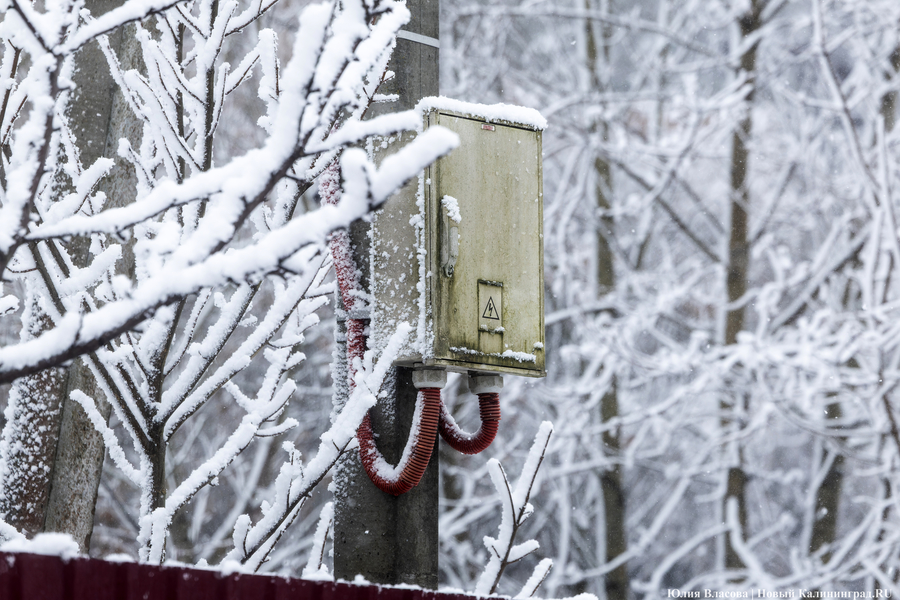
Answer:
873, 45, 900, 592
808, 401, 843, 560
722, 0, 762, 573
0, 288, 67, 536
807, 285, 861, 563
600, 382, 627, 600
583, 2, 627, 597
880, 47, 900, 133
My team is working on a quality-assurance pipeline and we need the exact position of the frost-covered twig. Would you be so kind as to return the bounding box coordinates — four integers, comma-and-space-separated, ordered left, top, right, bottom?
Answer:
0, 0, 458, 385
302, 501, 333, 578
226, 323, 413, 571
516, 558, 553, 599
1, 0, 460, 567
475, 421, 553, 596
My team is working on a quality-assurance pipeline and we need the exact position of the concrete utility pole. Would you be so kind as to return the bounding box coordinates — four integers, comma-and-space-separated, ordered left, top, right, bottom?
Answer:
44, 0, 142, 551
0, 0, 141, 550
332, 0, 440, 588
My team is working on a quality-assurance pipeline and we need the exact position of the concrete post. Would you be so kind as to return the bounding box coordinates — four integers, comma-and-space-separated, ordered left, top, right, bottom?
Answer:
332, 0, 440, 588
44, 10, 142, 550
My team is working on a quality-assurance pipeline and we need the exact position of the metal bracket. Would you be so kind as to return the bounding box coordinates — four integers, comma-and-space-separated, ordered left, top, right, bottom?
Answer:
396, 30, 440, 49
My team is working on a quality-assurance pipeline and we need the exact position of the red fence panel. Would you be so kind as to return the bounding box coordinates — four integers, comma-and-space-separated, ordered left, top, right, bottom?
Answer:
70, 553, 121, 600
0, 552, 485, 600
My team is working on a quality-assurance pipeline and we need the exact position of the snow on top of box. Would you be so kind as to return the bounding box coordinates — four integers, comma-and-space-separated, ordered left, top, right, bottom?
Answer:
416, 96, 547, 130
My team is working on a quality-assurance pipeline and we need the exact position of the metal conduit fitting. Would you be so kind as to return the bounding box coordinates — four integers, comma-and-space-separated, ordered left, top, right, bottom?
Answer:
412, 368, 447, 389
467, 373, 503, 395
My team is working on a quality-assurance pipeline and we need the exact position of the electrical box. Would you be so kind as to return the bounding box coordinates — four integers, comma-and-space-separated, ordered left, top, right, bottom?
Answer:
370, 99, 545, 377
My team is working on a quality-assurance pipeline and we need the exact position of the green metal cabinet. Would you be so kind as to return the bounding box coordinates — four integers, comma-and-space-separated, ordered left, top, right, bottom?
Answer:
371, 104, 545, 377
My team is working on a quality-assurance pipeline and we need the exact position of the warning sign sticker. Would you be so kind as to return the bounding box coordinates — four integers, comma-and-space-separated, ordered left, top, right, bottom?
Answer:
478, 281, 502, 331
482, 297, 500, 320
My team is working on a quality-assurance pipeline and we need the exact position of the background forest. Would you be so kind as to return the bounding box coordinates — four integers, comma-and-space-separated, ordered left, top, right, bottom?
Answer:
2, 0, 900, 597
438, 0, 900, 596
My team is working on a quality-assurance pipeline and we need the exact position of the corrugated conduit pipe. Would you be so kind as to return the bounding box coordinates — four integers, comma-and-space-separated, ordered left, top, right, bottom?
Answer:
357, 370, 445, 496
322, 162, 367, 383
439, 373, 503, 455
323, 163, 446, 496
323, 162, 503, 494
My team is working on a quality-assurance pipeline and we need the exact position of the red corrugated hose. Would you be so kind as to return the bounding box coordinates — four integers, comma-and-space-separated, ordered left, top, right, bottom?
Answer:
438, 392, 500, 455
325, 161, 500, 495
357, 387, 442, 496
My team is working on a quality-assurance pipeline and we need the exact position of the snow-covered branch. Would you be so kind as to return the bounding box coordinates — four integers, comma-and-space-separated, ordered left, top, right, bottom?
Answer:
475, 421, 553, 597
0, 0, 458, 566
226, 323, 413, 570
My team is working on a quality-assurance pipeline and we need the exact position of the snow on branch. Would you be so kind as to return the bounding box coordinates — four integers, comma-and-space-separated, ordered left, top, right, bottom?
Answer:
0, 128, 455, 385
516, 558, 553, 599
225, 323, 414, 571
63, 0, 193, 52
475, 421, 557, 597
0, 0, 457, 385
0, 0, 456, 568
69, 390, 141, 486
302, 501, 333, 578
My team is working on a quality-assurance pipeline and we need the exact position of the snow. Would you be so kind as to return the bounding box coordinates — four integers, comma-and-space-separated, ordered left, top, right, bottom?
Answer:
70, 390, 141, 485
450, 347, 538, 363
506, 539, 540, 563
0, 313, 81, 371
515, 558, 553, 599
442, 195, 462, 223
309, 111, 423, 153
44, 158, 114, 223
362, 390, 426, 481
103, 553, 135, 562
0, 532, 80, 558
2, 116, 456, 380
225, 324, 412, 570
416, 96, 547, 130
500, 350, 537, 363
64, 0, 201, 51
368, 129, 459, 201
0, 295, 18, 316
